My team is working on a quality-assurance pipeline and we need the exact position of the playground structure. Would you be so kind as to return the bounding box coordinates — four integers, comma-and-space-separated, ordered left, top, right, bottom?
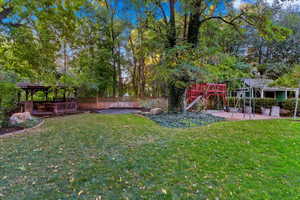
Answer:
184, 79, 299, 119
229, 78, 298, 119
185, 79, 299, 120
185, 81, 276, 119
185, 83, 227, 111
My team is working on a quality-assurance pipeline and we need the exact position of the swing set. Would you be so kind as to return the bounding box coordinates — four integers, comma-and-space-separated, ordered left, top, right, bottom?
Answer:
185, 79, 299, 120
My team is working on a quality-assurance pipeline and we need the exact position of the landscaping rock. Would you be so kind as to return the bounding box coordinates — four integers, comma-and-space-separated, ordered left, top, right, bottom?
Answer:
150, 108, 163, 115
9, 112, 33, 125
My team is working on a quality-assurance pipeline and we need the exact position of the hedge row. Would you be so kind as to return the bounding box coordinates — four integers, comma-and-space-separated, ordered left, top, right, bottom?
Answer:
227, 97, 300, 115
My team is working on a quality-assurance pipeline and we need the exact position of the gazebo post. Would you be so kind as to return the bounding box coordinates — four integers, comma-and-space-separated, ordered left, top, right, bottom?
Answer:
54, 88, 58, 101
63, 88, 66, 100
17, 91, 21, 103
30, 90, 34, 101
25, 90, 29, 101
74, 88, 78, 98
45, 89, 49, 101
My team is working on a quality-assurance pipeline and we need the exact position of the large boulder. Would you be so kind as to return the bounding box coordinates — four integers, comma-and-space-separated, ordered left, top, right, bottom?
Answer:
150, 108, 163, 115
9, 112, 33, 125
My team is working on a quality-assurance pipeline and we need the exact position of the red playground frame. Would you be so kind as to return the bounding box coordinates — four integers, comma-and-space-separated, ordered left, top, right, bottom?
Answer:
186, 83, 227, 105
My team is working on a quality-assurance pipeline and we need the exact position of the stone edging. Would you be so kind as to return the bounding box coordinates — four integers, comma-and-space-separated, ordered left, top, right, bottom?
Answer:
0, 119, 45, 138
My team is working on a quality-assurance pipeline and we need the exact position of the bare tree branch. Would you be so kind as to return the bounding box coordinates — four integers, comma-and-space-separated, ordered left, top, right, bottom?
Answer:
154, 0, 169, 25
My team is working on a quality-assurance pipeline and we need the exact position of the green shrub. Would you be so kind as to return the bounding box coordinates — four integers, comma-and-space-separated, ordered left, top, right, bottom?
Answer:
227, 97, 278, 113
253, 98, 278, 113
138, 98, 168, 111
227, 97, 300, 116
282, 99, 300, 113
0, 72, 19, 127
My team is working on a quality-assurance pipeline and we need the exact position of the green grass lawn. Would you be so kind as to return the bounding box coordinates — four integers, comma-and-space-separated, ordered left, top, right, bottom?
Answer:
1, 114, 300, 199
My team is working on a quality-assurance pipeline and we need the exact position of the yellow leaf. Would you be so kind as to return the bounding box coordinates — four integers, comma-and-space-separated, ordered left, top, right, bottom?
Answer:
161, 188, 167, 194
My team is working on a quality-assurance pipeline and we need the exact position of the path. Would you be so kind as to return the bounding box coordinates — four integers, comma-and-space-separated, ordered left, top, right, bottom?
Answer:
206, 110, 281, 121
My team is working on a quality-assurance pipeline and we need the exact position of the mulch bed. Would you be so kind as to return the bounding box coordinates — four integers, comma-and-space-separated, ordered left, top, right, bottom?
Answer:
0, 126, 24, 136
0, 117, 43, 137
144, 112, 225, 128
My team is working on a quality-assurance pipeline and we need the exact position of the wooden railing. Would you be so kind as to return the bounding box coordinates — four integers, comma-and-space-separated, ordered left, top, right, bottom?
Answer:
47, 102, 78, 114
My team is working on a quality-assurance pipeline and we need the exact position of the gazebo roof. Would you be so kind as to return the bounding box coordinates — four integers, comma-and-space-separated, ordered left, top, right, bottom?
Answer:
17, 82, 77, 90
17, 82, 51, 90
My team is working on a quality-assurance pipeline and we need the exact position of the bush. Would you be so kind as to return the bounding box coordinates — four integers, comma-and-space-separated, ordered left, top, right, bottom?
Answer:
138, 98, 168, 111
227, 97, 300, 116
0, 76, 19, 127
282, 99, 300, 114
227, 97, 278, 113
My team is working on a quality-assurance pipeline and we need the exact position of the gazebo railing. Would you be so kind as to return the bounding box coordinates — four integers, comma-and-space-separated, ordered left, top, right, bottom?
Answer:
51, 102, 78, 114
20, 101, 78, 115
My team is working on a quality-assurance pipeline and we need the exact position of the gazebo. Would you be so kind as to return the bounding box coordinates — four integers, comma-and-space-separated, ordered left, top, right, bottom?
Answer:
17, 83, 78, 116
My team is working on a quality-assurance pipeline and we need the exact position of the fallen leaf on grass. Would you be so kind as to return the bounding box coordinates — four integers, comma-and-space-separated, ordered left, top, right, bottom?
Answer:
161, 188, 167, 194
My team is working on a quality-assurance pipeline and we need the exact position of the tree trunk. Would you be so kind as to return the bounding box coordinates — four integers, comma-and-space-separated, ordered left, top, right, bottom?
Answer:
128, 36, 139, 96
183, 13, 188, 40
168, 83, 186, 112
117, 43, 123, 97
167, 0, 176, 48
187, 0, 202, 47
167, 0, 184, 112
167, 0, 202, 112
63, 41, 67, 73
112, 47, 117, 98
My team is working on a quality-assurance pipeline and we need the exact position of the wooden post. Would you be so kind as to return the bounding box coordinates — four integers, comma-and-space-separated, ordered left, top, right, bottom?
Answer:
17, 91, 21, 103
74, 88, 78, 98
63, 88, 66, 100
45, 90, 49, 101
30, 90, 34, 101
54, 88, 57, 101
261, 89, 264, 98
25, 90, 29, 101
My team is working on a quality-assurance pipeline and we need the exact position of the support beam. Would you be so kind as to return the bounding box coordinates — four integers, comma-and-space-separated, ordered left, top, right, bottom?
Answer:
17, 91, 21, 103
185, 95, 203, 111
25, 90, 29, 101
45, 90, 49, 101
30, 90, 34, 101
261, 89, 264, 98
